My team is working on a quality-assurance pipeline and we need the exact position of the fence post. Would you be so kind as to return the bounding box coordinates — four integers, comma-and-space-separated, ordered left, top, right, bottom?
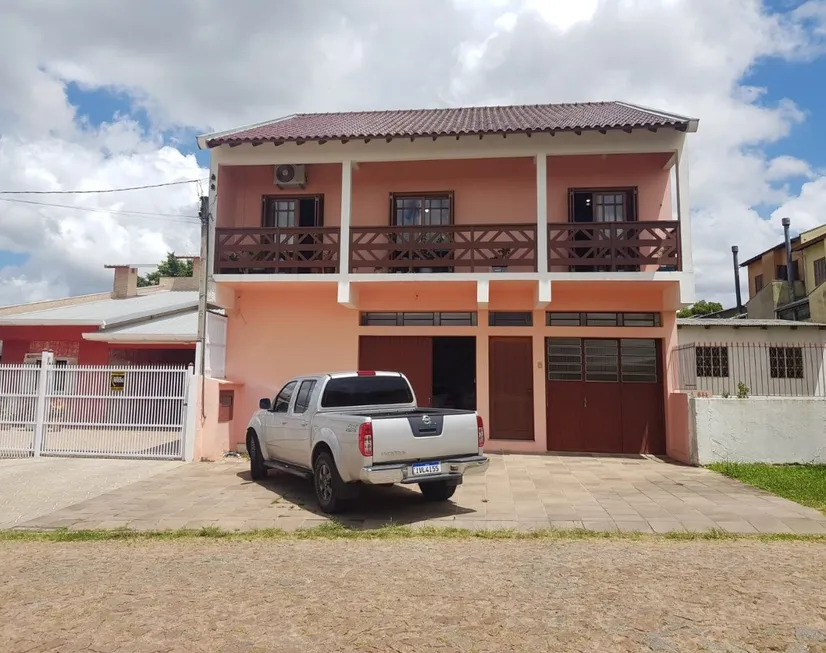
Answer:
32, 351, 53, 457
181, 365, 197, 462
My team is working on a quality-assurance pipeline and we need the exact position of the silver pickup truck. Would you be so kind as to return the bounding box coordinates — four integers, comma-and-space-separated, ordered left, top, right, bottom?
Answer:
245, 371, 489, 513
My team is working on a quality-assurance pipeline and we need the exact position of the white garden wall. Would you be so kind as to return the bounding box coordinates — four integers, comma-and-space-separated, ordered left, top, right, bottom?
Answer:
688, 396, 826, 464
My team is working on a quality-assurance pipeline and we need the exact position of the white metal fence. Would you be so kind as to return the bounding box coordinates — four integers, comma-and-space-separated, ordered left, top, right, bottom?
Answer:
0, 353, 193, 460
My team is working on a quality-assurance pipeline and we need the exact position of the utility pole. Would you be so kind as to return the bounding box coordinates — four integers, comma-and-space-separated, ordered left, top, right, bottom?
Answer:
197, 193, 210, 420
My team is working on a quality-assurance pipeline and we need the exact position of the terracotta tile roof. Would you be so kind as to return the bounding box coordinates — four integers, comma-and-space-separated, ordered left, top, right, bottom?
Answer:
202, 101, 696, 147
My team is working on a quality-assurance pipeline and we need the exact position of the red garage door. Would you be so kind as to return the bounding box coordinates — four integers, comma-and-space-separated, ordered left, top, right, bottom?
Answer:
545, 338, 665, 454
358, 336, 433, 407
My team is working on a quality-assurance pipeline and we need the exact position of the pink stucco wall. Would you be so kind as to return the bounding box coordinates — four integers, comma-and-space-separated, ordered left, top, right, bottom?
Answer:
547, 153, 673, 222
216, 154, 673, 229
217, 163, 343, 228
200, 278, 685, 456
221, 283, 359, 449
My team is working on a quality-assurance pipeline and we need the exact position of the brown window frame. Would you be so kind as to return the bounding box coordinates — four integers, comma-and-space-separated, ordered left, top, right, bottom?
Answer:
775, 261, 800, 282
261, 194, 324, 228
754, 274, 764, 293
389, 191, 454, 226
814, 257, 826, 288
568, 187, 638, 223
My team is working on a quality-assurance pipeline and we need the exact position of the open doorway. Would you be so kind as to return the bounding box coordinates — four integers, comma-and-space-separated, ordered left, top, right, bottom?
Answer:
432, 337, 476, 410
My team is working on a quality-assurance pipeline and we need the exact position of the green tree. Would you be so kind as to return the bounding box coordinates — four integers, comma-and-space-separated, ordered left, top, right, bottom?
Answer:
677, 300, 724, 318
137, 252, 193, 287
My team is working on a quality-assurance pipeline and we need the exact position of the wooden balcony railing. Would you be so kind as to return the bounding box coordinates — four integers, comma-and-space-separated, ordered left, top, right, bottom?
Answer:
349, 224, 538, 273
547, 221, 681, 272
214, 227, 340, 274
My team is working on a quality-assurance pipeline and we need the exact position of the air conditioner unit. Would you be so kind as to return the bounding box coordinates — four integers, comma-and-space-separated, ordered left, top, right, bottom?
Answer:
274, 164, 307, 188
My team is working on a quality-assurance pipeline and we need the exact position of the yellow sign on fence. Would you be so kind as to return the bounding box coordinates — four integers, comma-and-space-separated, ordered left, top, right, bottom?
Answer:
110, 371, 125, 392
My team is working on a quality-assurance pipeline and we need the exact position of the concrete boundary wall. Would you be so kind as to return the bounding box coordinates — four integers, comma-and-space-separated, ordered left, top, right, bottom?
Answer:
688, 396, 826, 464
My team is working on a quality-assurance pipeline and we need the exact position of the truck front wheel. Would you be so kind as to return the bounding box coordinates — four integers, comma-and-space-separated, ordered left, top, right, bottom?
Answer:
247, 432, 267, 481
419, 480, 457, 502
313, 451, 347, 514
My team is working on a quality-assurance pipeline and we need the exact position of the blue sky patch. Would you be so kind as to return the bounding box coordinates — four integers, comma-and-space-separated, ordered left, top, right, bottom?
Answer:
0, 250, 29, 270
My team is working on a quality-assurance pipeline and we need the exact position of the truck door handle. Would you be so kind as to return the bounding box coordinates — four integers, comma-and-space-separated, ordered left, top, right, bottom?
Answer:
300, 421, 308, 427
280, 420, 288, 425
583, 397, 587, 408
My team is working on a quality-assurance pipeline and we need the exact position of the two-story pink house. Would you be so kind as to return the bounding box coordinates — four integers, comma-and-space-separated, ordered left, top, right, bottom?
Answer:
196, 101, 698, 461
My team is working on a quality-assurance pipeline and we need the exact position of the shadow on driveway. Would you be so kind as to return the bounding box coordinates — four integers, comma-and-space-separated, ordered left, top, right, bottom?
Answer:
236, 470, 475, 528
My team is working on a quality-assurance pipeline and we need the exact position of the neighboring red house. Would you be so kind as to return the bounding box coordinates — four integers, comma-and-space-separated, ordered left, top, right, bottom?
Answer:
0, 263, 198, 366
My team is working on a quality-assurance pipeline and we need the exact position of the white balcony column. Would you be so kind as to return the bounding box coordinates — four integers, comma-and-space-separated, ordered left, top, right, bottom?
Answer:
674, 140, 693, 273
207, 157, 219, 283
535, 153, 548, 273
339, 160, 353, 275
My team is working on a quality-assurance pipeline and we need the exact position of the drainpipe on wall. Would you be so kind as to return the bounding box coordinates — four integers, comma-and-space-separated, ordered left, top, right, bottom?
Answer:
731, 245, 743, 314
782, 217, 795, 301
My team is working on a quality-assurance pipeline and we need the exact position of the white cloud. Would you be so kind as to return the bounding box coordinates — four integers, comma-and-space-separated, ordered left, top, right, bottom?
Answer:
0, 0, 824, 306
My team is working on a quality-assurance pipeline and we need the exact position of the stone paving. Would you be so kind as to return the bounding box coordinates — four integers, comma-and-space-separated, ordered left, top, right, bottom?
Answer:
0, 457, 184, 529
12, 454, 826, 534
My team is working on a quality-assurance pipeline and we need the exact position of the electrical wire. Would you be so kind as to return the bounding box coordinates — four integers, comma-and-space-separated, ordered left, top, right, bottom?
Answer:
0, 178, 207, 195
0, 196, 200, 224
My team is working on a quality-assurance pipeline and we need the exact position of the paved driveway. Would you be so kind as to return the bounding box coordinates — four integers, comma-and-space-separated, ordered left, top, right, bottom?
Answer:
0, 457, 184, 529
12, 454, 826, 534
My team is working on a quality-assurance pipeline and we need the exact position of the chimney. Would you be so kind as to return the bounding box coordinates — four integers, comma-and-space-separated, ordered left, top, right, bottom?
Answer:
782, 217, 795, 300
106, 265, 138, 299
731, 245, 743, 314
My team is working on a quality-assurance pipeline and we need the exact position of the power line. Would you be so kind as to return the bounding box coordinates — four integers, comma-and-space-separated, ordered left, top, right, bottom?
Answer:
0, 197, 201, 224
0, 178, 207, 195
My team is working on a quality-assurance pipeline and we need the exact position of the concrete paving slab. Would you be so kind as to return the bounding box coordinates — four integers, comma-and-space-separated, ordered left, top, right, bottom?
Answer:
5, 454, 826, 535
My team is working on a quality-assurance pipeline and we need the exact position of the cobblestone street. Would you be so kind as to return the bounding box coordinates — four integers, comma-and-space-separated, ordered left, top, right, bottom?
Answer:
2, 539, 826, 652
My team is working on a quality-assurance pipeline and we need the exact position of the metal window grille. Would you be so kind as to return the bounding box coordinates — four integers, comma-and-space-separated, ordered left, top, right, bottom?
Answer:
672, 341, 826, 397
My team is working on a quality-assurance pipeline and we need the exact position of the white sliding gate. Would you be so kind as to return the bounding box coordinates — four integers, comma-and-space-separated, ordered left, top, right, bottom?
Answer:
0, 353, 193, 460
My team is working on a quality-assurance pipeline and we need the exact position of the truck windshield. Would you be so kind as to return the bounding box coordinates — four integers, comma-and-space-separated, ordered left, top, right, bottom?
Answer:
321, 376, 414, 408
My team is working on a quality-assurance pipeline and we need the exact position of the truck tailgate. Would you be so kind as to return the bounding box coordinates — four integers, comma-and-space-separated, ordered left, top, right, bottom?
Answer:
369, 410, 479, 464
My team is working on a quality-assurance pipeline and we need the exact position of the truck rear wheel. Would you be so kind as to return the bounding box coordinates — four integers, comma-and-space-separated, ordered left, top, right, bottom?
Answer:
419, 480, 457, 502
313, 451, 347, 514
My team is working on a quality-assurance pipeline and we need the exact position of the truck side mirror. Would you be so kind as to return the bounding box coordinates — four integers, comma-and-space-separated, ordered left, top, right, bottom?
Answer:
259, 398, 272, 411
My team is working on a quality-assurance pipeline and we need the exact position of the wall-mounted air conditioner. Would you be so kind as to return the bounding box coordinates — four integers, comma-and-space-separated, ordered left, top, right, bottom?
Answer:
274, 164, 307, 188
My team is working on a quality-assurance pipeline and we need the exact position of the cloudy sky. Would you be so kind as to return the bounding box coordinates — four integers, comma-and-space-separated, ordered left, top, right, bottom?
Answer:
1, 0, 825, 306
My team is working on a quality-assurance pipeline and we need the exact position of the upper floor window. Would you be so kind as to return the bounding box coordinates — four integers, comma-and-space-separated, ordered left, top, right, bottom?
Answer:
263, 195, 323, 228
569, 188, 637, 223
775, 261, 800, 282
754, 274, 764, 292
391, 193, 453, 227
814, 257, 826, 287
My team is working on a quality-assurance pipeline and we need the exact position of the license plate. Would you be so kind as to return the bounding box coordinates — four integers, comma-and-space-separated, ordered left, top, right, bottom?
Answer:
411, 462, 442, 476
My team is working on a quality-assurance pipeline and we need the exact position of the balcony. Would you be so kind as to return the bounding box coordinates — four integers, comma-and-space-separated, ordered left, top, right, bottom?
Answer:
547, 221, 681, 272
213, 221, 681, 275
349, 224, 537, 273
214, 227, 340, 274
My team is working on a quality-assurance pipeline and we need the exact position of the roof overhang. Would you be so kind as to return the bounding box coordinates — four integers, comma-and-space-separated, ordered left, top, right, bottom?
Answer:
0, 301, 198, 329
81, 333, 197, 344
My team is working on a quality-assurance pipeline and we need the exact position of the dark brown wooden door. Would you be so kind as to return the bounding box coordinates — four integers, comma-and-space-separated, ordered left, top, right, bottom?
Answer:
619, 339, 665, 454
358, 336, 433, 407
545, 337, 665, 454
489, 337, 534, 440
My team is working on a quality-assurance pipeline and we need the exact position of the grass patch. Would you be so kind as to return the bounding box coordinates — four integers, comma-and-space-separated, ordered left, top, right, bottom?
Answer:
709, 462, 826, 513
1, 522, 825, 543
